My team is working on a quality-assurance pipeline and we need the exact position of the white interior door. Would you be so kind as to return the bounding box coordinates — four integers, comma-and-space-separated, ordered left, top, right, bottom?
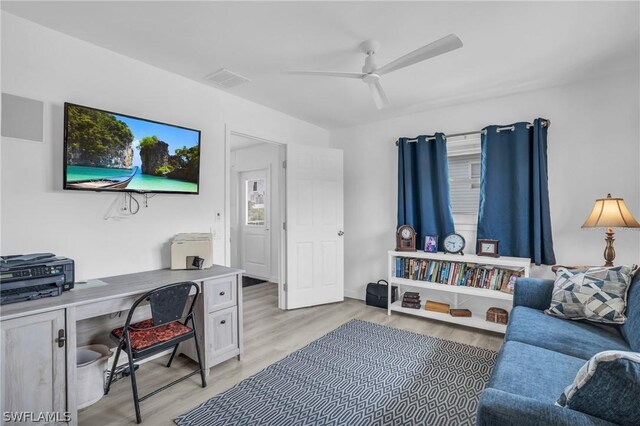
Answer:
286, 145, 344, 309
240, 169, 271, 279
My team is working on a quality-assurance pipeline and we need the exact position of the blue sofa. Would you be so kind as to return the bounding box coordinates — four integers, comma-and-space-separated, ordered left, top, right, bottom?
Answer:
477, 271, 640, 426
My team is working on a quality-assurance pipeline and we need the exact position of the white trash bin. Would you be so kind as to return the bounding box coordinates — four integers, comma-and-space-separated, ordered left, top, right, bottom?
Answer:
77, 344, 112, 409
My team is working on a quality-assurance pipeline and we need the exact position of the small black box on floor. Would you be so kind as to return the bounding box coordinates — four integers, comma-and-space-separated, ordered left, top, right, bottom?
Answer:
365, 280, 398, 308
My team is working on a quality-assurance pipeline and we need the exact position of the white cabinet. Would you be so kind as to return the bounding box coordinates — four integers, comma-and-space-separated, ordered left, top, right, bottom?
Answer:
207, 307, 239, 362
181, 275, 243, 370
1, 310, 68, 425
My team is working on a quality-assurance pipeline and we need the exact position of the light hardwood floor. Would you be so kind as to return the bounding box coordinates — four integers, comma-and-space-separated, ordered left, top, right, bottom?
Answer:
79, 283, 504, 425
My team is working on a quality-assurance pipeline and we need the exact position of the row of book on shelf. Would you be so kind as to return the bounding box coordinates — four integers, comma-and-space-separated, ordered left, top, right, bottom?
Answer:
394, 257, 524, 293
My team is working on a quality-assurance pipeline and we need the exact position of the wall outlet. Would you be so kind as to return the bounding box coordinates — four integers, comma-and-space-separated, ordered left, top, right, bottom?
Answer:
215, 211, 222, 222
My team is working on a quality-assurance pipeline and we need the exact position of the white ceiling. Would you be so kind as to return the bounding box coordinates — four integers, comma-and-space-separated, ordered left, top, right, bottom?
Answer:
2, 1, 639, 129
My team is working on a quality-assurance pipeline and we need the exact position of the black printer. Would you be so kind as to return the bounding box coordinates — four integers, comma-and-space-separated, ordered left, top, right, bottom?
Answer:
0, 253, 75, 305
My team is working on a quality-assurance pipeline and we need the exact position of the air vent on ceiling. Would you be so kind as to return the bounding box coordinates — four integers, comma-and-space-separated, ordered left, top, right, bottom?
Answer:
204, 69, 251, 89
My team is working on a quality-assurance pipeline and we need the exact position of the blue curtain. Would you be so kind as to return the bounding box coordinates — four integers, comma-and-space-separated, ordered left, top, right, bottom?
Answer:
397, 133, 455, 251
477, 119, 556, 265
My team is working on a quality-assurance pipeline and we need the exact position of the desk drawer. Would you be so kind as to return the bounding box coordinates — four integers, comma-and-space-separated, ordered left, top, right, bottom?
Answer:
205, 277, 236, 312
76, 295, 140, 320
207, 307, 238, 358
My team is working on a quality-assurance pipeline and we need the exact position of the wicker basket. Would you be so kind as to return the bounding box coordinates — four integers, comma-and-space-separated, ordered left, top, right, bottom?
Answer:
486, 307, 508, 324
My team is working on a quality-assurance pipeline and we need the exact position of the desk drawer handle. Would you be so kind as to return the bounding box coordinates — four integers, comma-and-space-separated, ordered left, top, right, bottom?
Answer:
220, 320, 226, 325
219, 291, 225, 296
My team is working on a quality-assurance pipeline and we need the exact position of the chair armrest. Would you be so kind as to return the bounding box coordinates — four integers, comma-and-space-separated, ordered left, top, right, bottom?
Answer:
513, 277, 554, 310
477, 388, 616, 426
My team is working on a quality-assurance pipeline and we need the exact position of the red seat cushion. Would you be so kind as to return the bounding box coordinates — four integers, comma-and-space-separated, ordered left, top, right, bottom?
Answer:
111, 319, 192, 351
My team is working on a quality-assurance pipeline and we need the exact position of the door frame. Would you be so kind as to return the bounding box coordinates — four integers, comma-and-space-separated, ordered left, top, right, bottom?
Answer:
225, 125, 287, 310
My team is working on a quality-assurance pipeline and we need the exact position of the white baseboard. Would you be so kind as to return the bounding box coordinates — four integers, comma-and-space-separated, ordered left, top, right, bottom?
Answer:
344, 287, 365, 301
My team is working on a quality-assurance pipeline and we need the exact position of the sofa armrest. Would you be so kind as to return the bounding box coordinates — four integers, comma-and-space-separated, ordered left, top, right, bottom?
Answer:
513, 277, 554, 310
477, 388, 616, 426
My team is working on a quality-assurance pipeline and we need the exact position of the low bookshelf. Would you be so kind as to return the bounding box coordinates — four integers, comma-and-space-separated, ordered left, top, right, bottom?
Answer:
387, 250, 531, 333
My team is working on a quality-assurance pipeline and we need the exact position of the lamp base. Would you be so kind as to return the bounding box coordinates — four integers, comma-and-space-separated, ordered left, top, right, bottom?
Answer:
603, 228, 615, 267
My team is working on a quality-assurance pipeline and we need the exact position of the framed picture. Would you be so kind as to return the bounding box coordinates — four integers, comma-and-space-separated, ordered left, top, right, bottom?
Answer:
477, 239, 499, 257
424, 235, 438, 253
501, 274, 519, 294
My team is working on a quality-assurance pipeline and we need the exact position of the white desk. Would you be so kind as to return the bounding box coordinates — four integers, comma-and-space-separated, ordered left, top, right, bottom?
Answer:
0, 265, 244, 426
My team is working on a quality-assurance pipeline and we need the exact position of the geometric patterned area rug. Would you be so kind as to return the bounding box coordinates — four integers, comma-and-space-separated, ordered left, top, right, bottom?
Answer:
175, 320, 497, 426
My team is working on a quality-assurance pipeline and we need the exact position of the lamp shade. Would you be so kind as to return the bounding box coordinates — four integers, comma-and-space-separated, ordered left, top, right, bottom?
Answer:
582, 194, 640, 229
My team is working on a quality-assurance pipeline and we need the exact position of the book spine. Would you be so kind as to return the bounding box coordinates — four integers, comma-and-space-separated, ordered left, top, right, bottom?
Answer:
394, 255, 525, 294
458, 263, 466, 286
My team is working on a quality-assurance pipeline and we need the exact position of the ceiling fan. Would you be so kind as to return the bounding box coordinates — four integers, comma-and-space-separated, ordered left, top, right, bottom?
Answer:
282, 34, 463, 109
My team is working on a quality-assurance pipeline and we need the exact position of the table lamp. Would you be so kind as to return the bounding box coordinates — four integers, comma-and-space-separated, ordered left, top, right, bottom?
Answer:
582, 194, 640, 266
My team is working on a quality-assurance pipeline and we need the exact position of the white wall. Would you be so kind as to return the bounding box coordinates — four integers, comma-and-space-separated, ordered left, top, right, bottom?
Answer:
230, 141, 282, 282
331, 71, 640, 300
0, 13, 329, 280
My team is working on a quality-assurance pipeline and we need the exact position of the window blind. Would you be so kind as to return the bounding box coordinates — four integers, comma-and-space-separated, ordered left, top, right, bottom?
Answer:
447, 137, 481, 215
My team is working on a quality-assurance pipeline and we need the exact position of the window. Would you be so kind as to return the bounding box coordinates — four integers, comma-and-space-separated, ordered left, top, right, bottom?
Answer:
447, 137, 481, 215
245, 178, 265, 225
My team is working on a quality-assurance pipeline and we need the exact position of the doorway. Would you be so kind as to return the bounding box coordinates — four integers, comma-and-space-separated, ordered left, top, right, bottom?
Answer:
229, 133, 285, 308
226, 126, 345, 312
239, 169, 271, 279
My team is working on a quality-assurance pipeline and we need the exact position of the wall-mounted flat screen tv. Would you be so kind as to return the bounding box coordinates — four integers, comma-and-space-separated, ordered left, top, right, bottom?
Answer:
64, 103, 200, 194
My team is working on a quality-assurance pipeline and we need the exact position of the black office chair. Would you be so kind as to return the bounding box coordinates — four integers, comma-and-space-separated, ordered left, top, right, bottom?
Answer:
104, 281, 206, 424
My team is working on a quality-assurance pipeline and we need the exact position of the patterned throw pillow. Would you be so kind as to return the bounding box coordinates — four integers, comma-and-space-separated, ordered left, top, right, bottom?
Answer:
557, 350, 640, 426
545, 265, 637, 324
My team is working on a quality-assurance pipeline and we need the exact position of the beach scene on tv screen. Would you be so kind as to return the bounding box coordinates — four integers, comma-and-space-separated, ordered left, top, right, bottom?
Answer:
65, 105, 200, 193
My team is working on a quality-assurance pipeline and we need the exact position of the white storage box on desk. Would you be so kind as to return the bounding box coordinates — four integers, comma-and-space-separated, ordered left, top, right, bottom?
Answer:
171, 233, 213, 270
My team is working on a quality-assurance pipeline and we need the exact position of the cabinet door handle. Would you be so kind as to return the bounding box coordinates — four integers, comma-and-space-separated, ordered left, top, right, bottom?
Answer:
220, 320, 226, 325
56, 329, 66, 348
219, 291, 225, 296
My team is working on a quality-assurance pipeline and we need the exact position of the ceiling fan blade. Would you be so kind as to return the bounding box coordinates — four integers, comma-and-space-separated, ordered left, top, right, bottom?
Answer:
368, 81, 389, 109
282, 70, 365, 79
376, 34, 463, 76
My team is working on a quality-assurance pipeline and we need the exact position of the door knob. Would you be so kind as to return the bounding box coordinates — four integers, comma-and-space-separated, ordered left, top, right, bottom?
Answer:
338, 230, 344, 236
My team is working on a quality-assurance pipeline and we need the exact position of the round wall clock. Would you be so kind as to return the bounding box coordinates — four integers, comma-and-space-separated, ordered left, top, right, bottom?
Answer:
396, 225, 417, 252
443, 233, 466, 255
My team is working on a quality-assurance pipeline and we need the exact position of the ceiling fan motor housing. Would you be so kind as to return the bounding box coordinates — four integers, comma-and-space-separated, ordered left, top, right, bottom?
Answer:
362, 73, 380, 84
360, 39, 380, 74
362, 55, 378, 74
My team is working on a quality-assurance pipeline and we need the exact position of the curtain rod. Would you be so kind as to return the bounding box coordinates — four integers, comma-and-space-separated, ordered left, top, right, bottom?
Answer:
396, 119, 550, 145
